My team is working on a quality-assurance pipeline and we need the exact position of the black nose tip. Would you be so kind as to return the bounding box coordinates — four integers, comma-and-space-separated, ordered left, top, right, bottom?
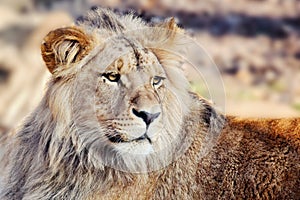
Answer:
132, 108, 160, 126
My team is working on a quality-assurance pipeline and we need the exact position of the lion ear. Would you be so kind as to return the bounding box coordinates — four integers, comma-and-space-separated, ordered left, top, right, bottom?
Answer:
159, 17, 180, 33
144, 17, 186, 58
41, 27, 94, 74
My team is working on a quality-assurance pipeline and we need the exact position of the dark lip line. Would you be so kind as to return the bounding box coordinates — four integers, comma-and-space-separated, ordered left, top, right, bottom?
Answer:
132, 133, 152, 144
107, 132, 152, 144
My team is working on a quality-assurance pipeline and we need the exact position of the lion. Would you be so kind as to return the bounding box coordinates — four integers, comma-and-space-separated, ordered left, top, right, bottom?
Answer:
0, 8, 299, 200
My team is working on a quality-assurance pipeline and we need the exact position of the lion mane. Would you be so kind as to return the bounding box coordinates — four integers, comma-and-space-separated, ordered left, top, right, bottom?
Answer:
0, 8, 299, 200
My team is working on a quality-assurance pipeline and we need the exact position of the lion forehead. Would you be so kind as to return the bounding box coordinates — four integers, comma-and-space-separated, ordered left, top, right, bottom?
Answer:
106, 47, 161, 74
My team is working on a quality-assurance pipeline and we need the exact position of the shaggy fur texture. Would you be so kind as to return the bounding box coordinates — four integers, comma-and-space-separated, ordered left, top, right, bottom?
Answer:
0, 8, 299, 200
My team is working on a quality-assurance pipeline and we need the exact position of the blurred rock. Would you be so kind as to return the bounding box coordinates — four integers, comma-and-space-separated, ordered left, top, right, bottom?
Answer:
0, 5, 72, 135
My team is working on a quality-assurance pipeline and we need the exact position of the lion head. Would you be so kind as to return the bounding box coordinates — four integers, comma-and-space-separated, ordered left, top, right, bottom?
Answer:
41, 8, 192, 173
0, 8, 227, 199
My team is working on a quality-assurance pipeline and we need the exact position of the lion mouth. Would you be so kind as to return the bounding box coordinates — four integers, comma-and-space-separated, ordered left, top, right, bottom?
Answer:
107, 133, 152, 144
133, 133, 152, 144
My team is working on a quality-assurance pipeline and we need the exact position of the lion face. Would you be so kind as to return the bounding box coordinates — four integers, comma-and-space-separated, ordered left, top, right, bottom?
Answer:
68, 42, 190, 172
41, 15, 192, 172
82, 41, 191, 172
95, 49, 166, 154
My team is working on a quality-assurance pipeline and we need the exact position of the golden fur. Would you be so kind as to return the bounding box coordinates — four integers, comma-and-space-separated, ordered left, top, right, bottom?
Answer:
0, 8, 299, 199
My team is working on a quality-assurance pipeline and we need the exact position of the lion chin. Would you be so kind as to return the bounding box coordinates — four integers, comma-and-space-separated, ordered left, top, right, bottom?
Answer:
0, 7, 299, 200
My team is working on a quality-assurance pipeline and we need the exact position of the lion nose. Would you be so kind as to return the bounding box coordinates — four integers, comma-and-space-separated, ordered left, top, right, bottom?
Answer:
132, 108, 160, 126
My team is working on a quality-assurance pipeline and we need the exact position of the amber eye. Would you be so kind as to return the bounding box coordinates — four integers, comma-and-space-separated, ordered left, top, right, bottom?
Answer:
152, 76, 165, 88
102, 72, 120, 82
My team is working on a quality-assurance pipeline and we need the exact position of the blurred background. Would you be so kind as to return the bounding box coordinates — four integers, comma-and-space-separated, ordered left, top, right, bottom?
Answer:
0, 0, 299, 135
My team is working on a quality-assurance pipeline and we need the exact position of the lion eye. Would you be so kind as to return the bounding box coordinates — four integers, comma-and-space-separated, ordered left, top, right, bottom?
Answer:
102, 72, 120, 82
152, 76, 165, 88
